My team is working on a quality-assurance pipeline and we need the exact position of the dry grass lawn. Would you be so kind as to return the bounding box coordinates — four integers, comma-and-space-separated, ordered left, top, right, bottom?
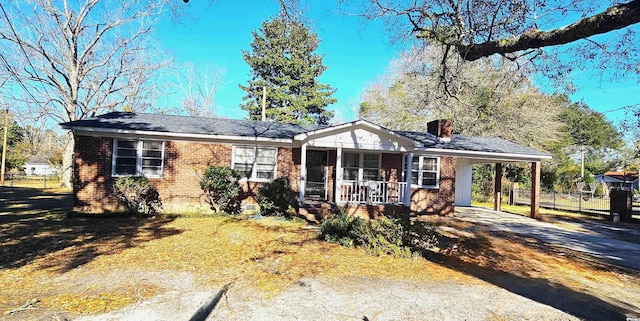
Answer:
1, 187, 639, 320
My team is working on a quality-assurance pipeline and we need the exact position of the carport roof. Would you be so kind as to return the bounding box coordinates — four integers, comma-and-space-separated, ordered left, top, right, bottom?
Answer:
399, 131, 551, 159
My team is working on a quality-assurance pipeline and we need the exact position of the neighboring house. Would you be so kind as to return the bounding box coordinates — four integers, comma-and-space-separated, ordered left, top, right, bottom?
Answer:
594, 171, 639, 192
23, 159, 58, 176
60, 112, 551, 217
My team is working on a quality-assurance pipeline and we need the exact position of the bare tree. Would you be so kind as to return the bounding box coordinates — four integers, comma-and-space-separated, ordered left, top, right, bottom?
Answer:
175, 63, 223, 117
0, 0, 173, 187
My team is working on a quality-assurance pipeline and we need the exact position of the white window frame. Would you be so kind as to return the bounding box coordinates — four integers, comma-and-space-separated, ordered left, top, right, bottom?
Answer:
232, 145, 278, 182
342, 152, 381, 181
403, 155, 440, 188
112, 139, 165, 178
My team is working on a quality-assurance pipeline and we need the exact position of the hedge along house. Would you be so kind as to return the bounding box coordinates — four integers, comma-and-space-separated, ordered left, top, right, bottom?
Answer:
61, 112, 551, 218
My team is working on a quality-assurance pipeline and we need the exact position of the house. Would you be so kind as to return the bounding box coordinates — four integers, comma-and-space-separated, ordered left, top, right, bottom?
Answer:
60, 112, 551, 218
23, 158, 58, 176
594, 171, 639, 192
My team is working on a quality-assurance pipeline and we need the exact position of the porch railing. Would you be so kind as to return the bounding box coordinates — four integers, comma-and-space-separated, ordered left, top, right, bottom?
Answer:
339, 180, 407, 205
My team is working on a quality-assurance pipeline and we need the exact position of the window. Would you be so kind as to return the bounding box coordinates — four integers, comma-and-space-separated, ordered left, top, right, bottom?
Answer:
233, 146, 277, 180
342, 153, 359, 180
403, 155, 440, 188
113, 139, 164, 177
363, 153, 380, 181
342, 152, 380, 181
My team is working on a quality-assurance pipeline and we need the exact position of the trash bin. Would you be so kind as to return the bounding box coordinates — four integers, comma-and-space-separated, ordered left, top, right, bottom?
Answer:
610, 190, 633, 222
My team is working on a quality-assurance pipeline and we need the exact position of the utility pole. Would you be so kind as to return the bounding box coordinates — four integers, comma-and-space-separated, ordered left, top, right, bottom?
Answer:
580, 144, 585, 178
1, 106, 8, 186
261, 85, 267, 122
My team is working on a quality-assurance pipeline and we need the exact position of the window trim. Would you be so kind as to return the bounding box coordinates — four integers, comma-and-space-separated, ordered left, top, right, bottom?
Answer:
403, 155, 440, 189
232, 145, 278, 182
112, 139, 165, 178
342, 152, 381, 181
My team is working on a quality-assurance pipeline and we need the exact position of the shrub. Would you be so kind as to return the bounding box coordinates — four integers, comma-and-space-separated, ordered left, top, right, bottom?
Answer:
320, 211, 361, 247
256, 177, 298, 217
321, 212, 412, 258
199, 166, 243, 214
112, 176, 162, 215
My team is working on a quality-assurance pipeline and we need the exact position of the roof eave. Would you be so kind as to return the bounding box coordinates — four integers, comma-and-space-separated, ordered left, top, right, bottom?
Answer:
418, 147, 552, 162
65, 126, 294, 143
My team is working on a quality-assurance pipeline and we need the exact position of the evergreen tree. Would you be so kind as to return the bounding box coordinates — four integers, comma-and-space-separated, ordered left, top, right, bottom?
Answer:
240, 17, 336, 125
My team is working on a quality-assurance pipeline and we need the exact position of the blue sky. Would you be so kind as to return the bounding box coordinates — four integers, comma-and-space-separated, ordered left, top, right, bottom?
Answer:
155, 1, 397, 123
154, 1, 638, 126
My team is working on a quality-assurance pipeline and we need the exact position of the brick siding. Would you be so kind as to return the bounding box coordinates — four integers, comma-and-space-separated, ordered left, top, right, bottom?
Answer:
409, 156, 456, 215
73, 135, 296, 213
73, 135, 456, 216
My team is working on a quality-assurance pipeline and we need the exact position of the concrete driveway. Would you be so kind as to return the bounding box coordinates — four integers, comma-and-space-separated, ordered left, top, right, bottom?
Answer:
454, 207, 640, 271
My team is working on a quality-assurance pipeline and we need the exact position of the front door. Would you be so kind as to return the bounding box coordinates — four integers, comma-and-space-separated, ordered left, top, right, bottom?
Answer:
305, 150, 328, 200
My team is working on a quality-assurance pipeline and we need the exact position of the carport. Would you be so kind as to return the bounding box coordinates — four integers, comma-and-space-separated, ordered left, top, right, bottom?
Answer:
446, 146, 552, 218
403, 130, 553, 218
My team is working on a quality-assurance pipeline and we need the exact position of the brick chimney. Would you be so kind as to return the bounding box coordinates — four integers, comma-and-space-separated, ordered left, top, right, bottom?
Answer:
427, 119, 452, 142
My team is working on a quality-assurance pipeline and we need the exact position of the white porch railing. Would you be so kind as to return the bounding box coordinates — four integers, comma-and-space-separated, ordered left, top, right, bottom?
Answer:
339, 180, 407, 205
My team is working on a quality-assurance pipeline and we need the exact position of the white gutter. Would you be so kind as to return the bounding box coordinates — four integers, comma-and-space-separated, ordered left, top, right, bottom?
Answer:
65, 126, 294, 144
418, 147, 552, 162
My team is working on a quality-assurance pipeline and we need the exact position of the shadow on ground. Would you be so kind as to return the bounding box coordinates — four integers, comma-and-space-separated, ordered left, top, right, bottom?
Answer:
425, 252, 630, 321
408, 216, 636, 321
0, 187, 182, 272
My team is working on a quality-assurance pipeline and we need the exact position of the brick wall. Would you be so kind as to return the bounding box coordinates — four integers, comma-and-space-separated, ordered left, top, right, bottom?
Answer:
410, 156, 456, 215
73, 135, 297, 213
149, 140, 232, 212
74, 135, 456, 216
72, 136, 119, 213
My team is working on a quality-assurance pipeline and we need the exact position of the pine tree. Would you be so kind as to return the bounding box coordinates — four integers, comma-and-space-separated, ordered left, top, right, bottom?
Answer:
240, 17, 337, 125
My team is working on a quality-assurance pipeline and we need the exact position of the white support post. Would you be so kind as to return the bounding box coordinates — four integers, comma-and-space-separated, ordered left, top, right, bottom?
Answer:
299, 143, 307, 204
404, 152, 414, 206
335, 146, 342, 204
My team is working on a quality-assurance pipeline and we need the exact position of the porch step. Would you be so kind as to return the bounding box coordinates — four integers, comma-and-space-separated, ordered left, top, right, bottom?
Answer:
299, 201, 340, 223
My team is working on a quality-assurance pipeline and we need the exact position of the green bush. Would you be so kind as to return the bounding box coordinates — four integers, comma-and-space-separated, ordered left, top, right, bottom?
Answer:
321, 212, 412, 258
320, 211, 361, 247
199, 166, 243, 214
112, 176, 162, 215
256, 177, 298, 217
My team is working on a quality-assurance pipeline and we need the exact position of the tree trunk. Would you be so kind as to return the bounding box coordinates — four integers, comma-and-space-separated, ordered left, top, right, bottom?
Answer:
60, 131, 74, 188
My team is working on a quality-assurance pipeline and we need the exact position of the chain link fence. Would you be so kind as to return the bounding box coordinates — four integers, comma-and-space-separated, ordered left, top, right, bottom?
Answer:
513, 187, 640, 217
1, 173, 61, 189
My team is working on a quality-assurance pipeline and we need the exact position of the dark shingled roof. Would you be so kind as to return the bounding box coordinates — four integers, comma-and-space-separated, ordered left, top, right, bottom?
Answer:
61, 113, 550, 158
398, 131, 551, 157
60, 112, 322, 139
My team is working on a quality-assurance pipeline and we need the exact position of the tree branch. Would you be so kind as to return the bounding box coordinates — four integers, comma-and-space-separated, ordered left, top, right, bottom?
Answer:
458, 0, 640, 61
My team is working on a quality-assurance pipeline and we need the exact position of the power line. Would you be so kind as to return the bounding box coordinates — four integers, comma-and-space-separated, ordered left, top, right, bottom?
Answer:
0, 3, 54, 116
0, 53, 42, 106
600, 103, 640, 114
0, 2, 50, 97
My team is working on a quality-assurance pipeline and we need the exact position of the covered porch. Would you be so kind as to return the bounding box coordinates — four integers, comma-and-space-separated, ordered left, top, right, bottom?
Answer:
293, 119, 551, 219
298, 146, 416, 207
294, 120, 455, 217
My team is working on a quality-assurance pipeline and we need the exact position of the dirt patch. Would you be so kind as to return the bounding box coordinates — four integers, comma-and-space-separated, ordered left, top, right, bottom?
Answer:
208, 277, 579, 321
